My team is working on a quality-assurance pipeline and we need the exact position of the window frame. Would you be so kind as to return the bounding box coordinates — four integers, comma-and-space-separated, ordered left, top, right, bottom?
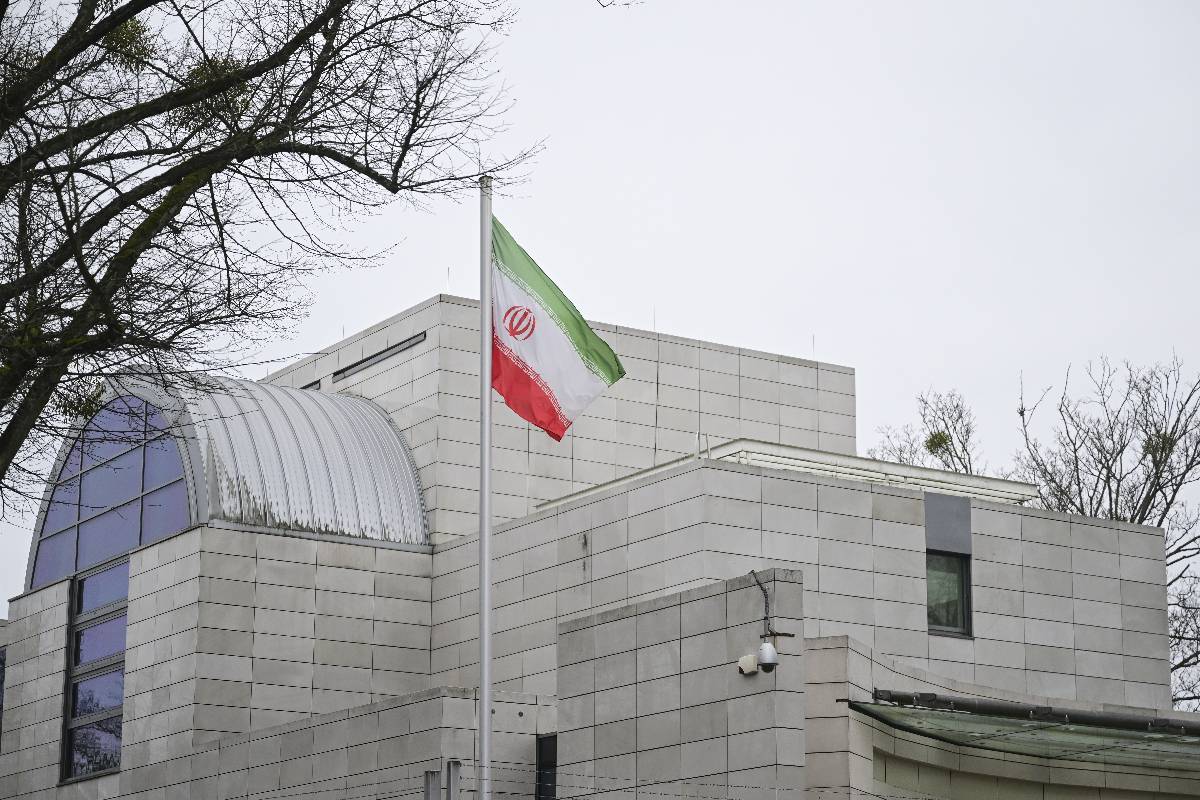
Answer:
30, 393, 190, 592
59, 556, 129, 785
926, 550, 972, 639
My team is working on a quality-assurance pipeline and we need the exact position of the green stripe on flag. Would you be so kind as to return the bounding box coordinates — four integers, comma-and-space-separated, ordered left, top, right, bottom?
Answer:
492, 217, 625, 386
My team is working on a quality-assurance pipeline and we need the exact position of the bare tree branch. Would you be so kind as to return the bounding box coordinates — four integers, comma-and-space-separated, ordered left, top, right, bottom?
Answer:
0, 0, 532, 514
873, 362, 1200, 708
869, 389, 984, 475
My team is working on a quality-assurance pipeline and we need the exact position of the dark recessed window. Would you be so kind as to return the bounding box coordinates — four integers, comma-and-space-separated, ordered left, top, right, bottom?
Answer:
0, 647, 6, 736
535, 734, 556, 800
927, 551, 971, 636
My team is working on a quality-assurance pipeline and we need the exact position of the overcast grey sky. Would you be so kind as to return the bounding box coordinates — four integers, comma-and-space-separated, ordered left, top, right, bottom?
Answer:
3, 0, 1199, 612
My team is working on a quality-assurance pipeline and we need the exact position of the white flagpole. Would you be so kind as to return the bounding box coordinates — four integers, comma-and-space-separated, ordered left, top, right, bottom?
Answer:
477, 174, 494, 800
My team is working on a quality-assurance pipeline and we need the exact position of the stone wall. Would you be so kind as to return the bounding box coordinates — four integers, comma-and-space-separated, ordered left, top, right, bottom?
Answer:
556, 569, 805, 800
122, 528, 203, 782
266, 294, 858, 541
119, 687, 549, 800
0, 580, 77, 799
430, 459, 1170, 708
121, 522, 433, 783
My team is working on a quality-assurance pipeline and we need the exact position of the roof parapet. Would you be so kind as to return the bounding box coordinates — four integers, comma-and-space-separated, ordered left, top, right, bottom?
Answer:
539, 438, 1039, 510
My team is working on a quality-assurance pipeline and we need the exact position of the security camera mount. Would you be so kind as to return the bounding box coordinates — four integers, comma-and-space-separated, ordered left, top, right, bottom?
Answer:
737, 571, 795, 675
750, 570, 797, 643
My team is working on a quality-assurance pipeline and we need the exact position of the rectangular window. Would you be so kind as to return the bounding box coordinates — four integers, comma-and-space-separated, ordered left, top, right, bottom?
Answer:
77, 562, 129, 614
927, 551, 971, 636
33, 528, 76, 587
74, 615, 127, 666
77, 501, 140, 571
63, 559, 128, 782
71, 670, 124, 716
535, 734, 557, 800
0, 646, 6, 736
67, 718, 122, 777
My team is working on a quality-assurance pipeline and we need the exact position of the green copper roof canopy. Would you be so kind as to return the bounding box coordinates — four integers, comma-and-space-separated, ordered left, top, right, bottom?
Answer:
853, 690, 1200, 772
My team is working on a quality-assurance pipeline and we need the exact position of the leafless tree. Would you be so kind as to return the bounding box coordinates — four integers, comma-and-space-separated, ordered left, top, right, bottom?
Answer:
1016, 359, 1200, 706
874, 360, 1200, 707
869, 389, 983, 475
1015, 360, 1200, 533
1170, 574, 1200, 705
0, 0, 531, 515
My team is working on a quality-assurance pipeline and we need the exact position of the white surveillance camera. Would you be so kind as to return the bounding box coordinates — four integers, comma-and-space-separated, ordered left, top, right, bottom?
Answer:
757, 641, 779, 673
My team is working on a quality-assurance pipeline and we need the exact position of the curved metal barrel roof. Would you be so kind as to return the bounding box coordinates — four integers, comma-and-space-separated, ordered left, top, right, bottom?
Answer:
176, 377, 427, 544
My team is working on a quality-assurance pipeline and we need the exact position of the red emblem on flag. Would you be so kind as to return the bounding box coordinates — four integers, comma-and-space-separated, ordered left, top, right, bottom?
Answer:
502, 305, 536, 341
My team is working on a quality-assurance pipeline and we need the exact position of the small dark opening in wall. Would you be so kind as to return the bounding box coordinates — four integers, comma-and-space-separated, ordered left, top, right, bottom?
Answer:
332, 330, 427, 384
0, 646, 6, 736
535, 734, 556, 800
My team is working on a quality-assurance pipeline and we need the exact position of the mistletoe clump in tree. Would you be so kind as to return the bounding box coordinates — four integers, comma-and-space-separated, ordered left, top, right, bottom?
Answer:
872, 361, 1200, 707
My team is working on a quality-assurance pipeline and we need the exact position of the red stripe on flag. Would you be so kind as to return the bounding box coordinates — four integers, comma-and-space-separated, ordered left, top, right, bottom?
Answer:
492, 336, 570, 441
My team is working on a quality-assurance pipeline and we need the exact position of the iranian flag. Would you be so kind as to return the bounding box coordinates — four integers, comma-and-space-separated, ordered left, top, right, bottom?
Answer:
490, 217, 625, 440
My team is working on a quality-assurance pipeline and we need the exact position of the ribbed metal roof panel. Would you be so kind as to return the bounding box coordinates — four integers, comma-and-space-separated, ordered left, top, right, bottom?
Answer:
178, 376, 427, 544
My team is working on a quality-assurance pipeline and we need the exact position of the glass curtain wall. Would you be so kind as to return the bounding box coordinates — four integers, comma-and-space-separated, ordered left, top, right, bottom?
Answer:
27, 395, 191, 781
32, 396, 189, 589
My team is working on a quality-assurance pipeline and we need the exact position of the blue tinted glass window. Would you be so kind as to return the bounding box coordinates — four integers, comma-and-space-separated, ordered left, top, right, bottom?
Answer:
72, 670, 124, 718
32, 529, 76, 587
60, 440, 83, 479
67, 717, 122, 777
43, 477, 79, 535
53, 393, 167, 783
77, 501, 140, 571
145, 406, 169, 433
143, 436, 184, 491
79, 448, 141, 520
78, 563, 129, 613
141, 481, 188, 545
81, 397, 145, 469
33, 396, 190, 591
75, 615, 126, 666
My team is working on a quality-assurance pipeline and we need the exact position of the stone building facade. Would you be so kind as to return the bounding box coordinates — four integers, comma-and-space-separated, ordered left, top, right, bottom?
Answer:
0, 294, 1194, 800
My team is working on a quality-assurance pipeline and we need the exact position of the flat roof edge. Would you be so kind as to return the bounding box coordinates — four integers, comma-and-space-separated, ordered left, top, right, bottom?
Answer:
536, 439, 1039, 511
268, 293, 856, 380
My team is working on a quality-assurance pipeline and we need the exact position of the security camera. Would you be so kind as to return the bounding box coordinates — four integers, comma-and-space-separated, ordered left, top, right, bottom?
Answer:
757, 641, 779, 673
